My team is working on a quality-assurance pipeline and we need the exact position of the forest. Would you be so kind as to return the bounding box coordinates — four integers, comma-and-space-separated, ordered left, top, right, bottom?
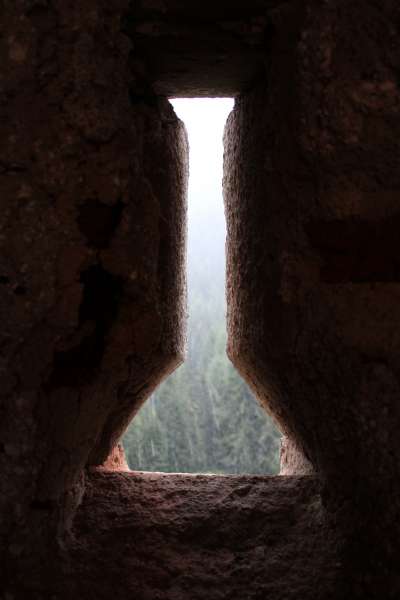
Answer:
122, 99, 281, 475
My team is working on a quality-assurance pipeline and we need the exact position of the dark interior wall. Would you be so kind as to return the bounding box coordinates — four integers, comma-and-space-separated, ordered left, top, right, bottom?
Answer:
1, 0, 400, 597
0, 0, 187, 583
122, 0, 279, 96
224, 0, 400, 594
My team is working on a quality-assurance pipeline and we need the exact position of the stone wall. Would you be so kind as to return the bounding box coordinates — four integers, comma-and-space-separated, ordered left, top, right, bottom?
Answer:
1, 0, 400, 597
0, 0, 187, 591
224, 1, 400, 595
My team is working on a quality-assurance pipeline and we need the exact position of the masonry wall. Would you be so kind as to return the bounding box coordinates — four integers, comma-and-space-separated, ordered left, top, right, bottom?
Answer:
0, 1, 187, 592
1, 0, 400, 598
224, 1, 400, 595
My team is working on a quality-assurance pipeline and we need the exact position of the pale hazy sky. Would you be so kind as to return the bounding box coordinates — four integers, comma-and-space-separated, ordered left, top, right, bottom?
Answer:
170, 97, 234, 318
170, 98, 234, 221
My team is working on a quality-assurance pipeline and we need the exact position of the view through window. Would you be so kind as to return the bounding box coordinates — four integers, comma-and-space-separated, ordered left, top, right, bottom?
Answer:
123, 99, 281, 474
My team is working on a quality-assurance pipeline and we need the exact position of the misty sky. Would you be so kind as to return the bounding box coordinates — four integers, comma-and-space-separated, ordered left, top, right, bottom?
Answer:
170, 98, 234, 315
171, 98, 234, 220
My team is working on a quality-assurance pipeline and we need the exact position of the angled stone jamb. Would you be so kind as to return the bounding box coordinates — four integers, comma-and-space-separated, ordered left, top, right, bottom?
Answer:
224, 0, 400, 595
0, 0, 187, 580
279, 436, 313, 476
87, 96, 188, 468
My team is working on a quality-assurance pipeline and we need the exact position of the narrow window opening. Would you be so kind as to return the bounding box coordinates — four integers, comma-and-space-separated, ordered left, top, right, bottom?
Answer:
123, 99, 281, 475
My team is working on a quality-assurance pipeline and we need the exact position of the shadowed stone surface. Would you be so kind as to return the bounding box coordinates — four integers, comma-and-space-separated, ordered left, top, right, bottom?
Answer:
224, 0, 400, 595
65, 471, 339, 600
123, 0, 282, 97
0, 0, 187, 589
1, 0, 400, 597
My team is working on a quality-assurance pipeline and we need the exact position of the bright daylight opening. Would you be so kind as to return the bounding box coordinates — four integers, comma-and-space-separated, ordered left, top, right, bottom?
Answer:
123, 98, 280, 474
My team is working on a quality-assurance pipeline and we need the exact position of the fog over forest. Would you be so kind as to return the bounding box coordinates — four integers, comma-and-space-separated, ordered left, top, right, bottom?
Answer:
123, 99, 281, 474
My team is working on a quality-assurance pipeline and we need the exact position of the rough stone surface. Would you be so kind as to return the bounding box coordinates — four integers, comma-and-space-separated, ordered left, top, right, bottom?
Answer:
224, 0, 400, 596
280, 436, 313, 476
98, 443, 130, 472
1, 0, 400, 597
62, 471, 338, 600
0, 0, 187, 589
124, 0, 281, 97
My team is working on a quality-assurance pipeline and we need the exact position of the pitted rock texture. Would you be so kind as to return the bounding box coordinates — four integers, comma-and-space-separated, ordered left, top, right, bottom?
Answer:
98, 443, 130, 472
280, 437, 313, 476
1, 0, 400, 597
124, 0, 280, 97
224, 0, 400, 595
62, 472, 339, 600
0, 0, 187, 580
